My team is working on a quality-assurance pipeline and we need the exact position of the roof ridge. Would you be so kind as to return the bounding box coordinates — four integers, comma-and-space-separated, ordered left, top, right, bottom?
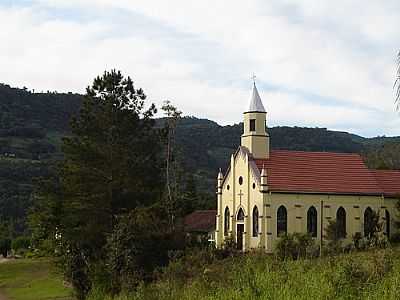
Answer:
371, 169, 400, 172
270, 149, 361, 156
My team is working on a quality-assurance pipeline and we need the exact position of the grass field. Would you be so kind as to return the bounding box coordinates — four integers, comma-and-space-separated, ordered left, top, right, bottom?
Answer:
0, 259, 74, 300
2, 249, 400, 300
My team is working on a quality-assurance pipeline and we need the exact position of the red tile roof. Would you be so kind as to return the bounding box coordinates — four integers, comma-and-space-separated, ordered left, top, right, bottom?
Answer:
184, 210, 216, 233
255, 150, 385, 196
371, 170, 400, 197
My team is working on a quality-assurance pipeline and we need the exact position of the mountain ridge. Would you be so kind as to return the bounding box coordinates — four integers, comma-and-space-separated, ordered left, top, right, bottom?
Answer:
0, 83, 399, 234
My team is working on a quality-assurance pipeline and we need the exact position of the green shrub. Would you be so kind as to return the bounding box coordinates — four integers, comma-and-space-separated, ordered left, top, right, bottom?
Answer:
11, 236, 31, 255
215, 234, 239, 258
274, 233, 318, 260
106, 208, 177, 294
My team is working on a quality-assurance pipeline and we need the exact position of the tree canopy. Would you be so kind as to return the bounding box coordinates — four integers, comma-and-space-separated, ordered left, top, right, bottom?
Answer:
30, 70, 165, 299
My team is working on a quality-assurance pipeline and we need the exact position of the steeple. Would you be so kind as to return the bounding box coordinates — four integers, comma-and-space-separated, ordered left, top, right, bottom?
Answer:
247, 82, 266, 113
241, 81, 270, 159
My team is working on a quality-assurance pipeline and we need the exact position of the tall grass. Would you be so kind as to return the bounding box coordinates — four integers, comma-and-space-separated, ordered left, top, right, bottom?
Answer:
87, 248, 400, 300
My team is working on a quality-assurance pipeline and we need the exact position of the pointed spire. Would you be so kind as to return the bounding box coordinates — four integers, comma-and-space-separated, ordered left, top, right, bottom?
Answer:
218, 168, 223, 180
261, 164, 267, 177
247, 82, 266, 113
217, 168, 223, 192
260, 164, 268, 192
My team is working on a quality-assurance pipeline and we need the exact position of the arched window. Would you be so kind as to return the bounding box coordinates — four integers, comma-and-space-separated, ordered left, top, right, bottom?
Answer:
277, 206, 287, 236
307, 206, 318, 237
224, 207, 230, 236
237, 208, 245, 221
336, 207, 346, 239
252, 206, 259, 237
364, 207, 374, 238
386, 210, 391, 237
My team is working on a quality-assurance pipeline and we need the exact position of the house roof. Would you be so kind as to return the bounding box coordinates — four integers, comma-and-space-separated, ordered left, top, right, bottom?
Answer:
371, 170, 400, 197
184, 210, 216, 233
247, 83, 266, 113
255, 150, 386, 196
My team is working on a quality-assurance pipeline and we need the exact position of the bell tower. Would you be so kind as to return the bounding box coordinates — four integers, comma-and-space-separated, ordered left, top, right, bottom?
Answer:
241, 82, 270, 159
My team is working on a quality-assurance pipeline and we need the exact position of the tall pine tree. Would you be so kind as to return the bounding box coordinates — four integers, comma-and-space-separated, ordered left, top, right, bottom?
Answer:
31, 70, 164, 299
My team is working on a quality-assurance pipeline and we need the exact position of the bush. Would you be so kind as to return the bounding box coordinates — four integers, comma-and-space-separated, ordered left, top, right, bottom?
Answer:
159, 247, 217, 286
274, 233, 318, 260
323, 220, 345, 255
215, 234, 239, 258
12, 236, 31, 255
106, 208, 179, 294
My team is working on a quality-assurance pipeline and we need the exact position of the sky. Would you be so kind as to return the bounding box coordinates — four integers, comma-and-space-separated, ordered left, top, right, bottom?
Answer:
0, 0, 399, 137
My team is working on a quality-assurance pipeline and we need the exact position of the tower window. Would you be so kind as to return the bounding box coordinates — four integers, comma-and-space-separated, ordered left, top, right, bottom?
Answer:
250, 119, 256, 132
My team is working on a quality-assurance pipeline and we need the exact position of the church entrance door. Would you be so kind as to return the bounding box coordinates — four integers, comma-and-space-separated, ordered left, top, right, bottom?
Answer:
237, 224, 244, 250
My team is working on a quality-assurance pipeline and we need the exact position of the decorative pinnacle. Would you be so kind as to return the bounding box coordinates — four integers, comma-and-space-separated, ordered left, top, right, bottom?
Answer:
261, 163, 267, 177
218, 168, 223, 180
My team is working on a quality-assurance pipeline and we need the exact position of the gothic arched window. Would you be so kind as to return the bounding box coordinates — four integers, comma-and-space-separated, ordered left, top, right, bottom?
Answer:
307, 206, 318, 237
252, 206, 259, 237
386, 210, 391, 237
237, 208, 245, 221
336, 207, 346, 239
224, 207, 230, 236
277, 205, 287, 236
364, 207, 374, 238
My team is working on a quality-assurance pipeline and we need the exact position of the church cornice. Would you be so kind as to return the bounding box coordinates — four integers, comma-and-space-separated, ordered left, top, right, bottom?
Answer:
241, 134, 269, 138
268, 190, 385, 197
243, 111, 267, 114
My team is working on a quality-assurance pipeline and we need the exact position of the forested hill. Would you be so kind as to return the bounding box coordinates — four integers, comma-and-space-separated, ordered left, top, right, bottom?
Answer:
0, 83, 399, 233
165, 118, 400, 192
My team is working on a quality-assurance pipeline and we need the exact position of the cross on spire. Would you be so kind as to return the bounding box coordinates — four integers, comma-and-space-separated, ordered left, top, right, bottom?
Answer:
251, 73, 257, 85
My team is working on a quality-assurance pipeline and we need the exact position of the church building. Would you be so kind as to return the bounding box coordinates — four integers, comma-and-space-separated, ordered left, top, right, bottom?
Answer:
215, 83, 400, 252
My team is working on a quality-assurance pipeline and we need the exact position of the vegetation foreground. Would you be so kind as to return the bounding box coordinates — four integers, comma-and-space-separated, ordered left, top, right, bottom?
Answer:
83, 247, 399, 300
1, 248, 400, 300
0, 259, 73, 300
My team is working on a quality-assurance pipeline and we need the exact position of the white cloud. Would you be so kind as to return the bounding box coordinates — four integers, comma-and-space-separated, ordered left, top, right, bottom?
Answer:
0, 0, 399, 137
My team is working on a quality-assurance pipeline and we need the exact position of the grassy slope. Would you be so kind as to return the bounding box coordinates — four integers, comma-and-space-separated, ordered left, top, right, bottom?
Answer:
88, 248, 400, 300
0, 259, 73, 300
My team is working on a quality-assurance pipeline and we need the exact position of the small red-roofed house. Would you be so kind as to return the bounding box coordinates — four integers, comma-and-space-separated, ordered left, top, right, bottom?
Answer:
184, 210, 216, 244
215, 83, 400, 252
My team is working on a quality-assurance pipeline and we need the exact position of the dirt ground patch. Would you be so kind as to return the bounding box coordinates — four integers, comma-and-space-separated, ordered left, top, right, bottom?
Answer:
0, 291, 9, 300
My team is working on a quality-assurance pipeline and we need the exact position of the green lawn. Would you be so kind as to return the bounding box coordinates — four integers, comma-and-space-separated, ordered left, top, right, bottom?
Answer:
0, 259, 74, 300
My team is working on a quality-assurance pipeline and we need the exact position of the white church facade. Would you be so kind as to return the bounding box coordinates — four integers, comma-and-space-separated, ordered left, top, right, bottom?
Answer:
215, 83, 400, 252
